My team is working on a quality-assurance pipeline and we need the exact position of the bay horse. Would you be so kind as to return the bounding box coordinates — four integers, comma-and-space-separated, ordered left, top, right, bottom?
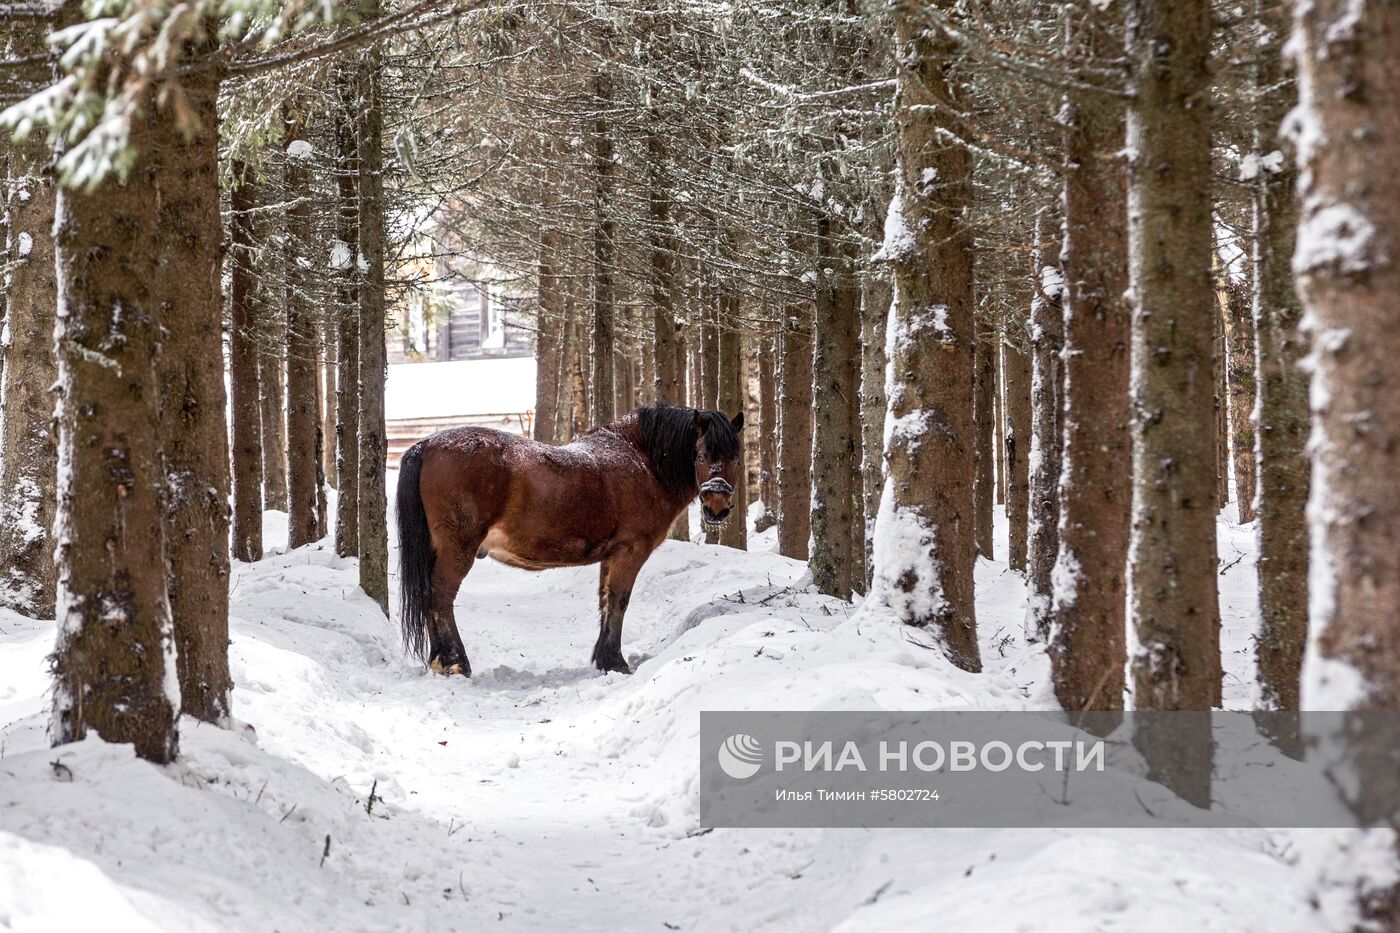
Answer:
396, 404, 744, 676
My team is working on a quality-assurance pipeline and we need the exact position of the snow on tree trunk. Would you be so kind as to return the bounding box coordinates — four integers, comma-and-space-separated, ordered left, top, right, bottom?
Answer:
357, 18, 390, 615
871, 0, 980, 672
333, 82, 360, 559
1292, 2, 1400, 922
284, 107, 320, 551
1124, 0, 1221, 807
1026, 213, 1064, 641
994, 344, 1006, 506
229, 163, 263, 564
1049, 5, 1131, 716
50, 108, 179, 764
860, 276, 890, 582
777, 297, 814, 561
153, 60, 232, 724
809, 221, 860, 600
1251, 0, 1307, 716
0, 133, 57, 617
1003, 331, 1032, 573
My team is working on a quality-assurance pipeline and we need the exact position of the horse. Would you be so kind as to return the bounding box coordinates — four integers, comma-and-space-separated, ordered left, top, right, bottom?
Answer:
396, 403, 745, 676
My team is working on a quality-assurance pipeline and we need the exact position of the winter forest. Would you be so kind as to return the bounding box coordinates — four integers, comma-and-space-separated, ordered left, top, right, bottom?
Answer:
1, 0, 1398, 929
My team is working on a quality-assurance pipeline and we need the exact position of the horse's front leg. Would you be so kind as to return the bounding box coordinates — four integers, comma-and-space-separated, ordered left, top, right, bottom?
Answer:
592, 547, 648, 674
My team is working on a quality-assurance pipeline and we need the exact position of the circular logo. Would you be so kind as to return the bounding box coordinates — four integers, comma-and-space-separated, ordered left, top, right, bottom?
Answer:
717, 733, 764, 780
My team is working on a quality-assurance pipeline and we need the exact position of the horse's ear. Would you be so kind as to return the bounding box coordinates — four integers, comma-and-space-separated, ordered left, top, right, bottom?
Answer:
731, 412, 745, 431
694, 411, 710, 436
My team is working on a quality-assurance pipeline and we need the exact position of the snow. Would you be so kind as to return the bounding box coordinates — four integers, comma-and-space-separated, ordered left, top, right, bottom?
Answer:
1293, 204, 1377, 278
872, 185, 915, 264
285, 139, 314, 160
385, 357, 536, 420
15, 232, 32, 258
0, 488, 1330, 931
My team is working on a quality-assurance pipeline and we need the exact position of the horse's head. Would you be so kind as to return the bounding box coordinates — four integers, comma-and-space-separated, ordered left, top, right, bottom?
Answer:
695, 410, 745, 527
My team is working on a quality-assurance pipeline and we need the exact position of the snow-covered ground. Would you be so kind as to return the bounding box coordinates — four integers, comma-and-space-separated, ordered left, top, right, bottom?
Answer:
0, 487, 1316, 932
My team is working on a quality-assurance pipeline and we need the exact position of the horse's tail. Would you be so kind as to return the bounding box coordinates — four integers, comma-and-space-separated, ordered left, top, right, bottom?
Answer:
396, 441, 433, 661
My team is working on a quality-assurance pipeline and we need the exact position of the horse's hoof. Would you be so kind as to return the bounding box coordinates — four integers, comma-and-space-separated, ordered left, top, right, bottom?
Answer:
428, 656, 471, 677
598, 659, 632, 675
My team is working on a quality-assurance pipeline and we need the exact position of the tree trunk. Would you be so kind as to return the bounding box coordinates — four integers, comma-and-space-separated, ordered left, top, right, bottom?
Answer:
357, 14, 390, 614
700, 285, 719, 410
1223, 278, 1257, 522
1251, 0, 1306, 716
334, 83, 360, 559
153, 61, 232, 724
875, 0, 980, 671
1292, 3, 1400, 919
756, 334, 779, 532
648, 123, 681, 407
229, 163, 264, 564
973, 318, 996, 558
1004, 335, 1032, 572
1294, 0, 1400, 703
1214, 278, 1231, 511
258, 303, 289, 513
994, 342, 1005, 507
1049, 5, 1131, 716
50, 107, 179, 764
809, 224, 859, 599
860, 279, 890, 576
1026, 215, 1064, 640
0, 134, 58, 617
777, 298, 814, 560
284, 111, 320, 549
321, 319, 338, 490
589, 69, 616, 428
717, 300, 748, 551
1125, 0, 1220, 807
535, 169, 564, 443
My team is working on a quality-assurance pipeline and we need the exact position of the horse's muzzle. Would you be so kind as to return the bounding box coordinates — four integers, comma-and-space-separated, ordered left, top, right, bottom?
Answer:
699, 477, 734, 528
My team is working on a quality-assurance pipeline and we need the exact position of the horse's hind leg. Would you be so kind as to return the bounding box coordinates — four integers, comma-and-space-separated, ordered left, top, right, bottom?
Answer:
428, 538, 478, 676
592, 547, 648, 674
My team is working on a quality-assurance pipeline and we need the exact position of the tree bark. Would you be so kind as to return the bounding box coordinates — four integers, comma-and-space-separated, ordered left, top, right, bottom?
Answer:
717, 298, 748, 551
0, 134, 58, 617
357, 16, 390, 614
229, 163, 264, 564
334, 84, 360, 558
1049, 5, 1131, 716
777, 298, 814, 561
700, 284, 719, 410
756, 335, 779, 532
535, 167, 564, 443
1223, 278, 1257, 522
51, 106, 179, 764
648, 120, 681, 407
1292, 3, 1400, 918
1026, 215, 1064, 640
1125, 0, 1220, 807
284, 110, 320, 549
809, 223, 860, 599
1004, 334, 1032, 572
973, 318, 996, 558
1294, 0, 1400, 705
153, 61, 232, 723
258, 304, 289, 513
860, 279, 890, 577
589, 69, 616, 427
994, 342, 1005, 506
1251, 0, 1306, 715
876, 0, 980, 671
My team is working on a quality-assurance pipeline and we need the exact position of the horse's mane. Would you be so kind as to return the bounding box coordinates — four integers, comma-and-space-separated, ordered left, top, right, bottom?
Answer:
637, 403, 740, 494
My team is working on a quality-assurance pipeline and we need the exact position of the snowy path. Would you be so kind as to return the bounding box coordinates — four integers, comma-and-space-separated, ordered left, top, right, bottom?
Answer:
1, 500, 1314, 932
